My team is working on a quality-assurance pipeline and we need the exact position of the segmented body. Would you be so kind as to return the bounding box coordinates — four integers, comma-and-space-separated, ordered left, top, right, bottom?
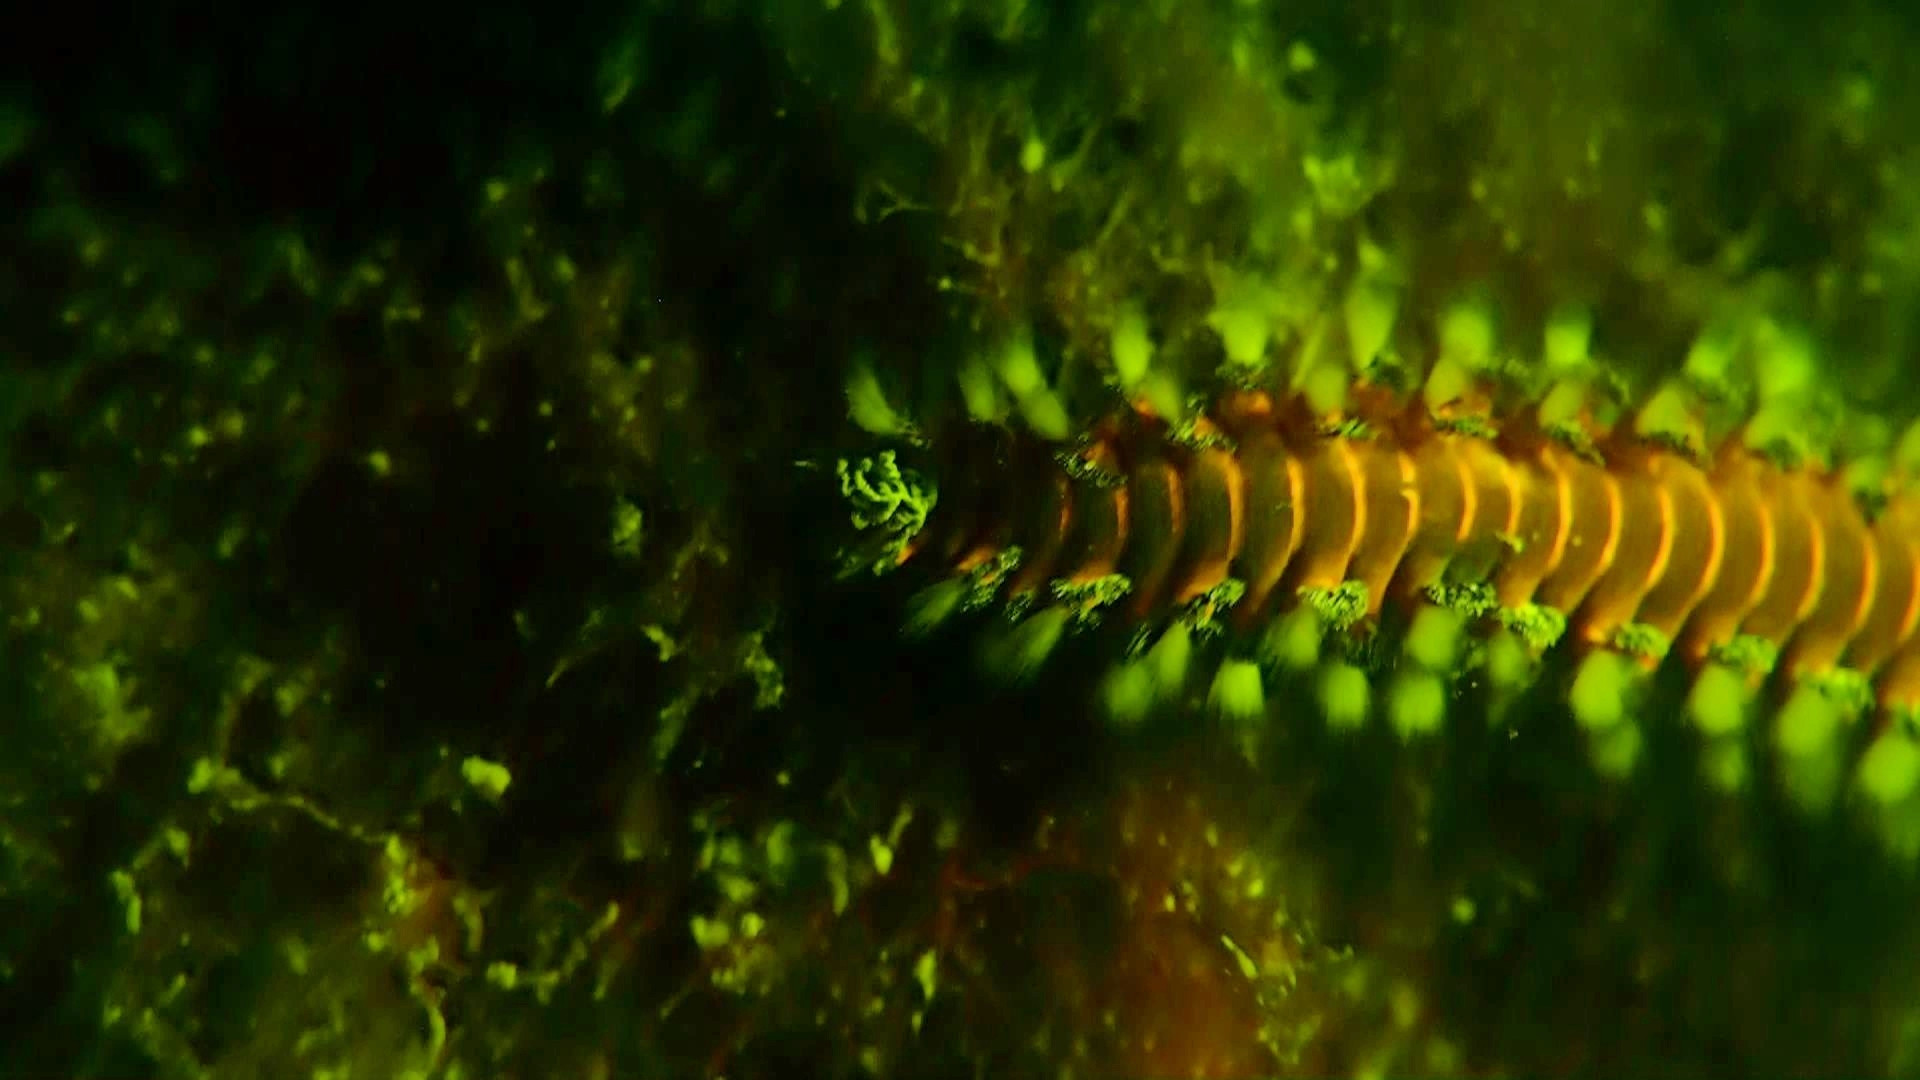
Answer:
903, 386, 1920, 729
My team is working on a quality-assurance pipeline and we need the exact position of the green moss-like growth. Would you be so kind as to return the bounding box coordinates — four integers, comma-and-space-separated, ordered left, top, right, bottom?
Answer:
1497, 604, 1568, 653
1179, 577, 1248, 637
1610, 622, 1672, 662
1423, 581, 1500, 619
1051, 574, 1134, 627
1709, 634, 1780, 679
1297, 581, 1369, 633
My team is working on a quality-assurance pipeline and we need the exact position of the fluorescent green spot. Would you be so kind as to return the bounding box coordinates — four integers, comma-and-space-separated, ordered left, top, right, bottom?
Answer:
1303, 363, 1351, 418
1209, 659, 1267, 723
1344, 279, 1399, 372
1633, 382, 1697, 454
1404, 605, 1465, 671
1588, 719, 1643, 779
1319, 662, 1372, 732
1700, 735, 1749, 793
845, 360, 913, 438
1261, 607, 1323, 671
1686, 662, 1750, 737
1858, 732, 1920, 806
1146, 622, 1194, 699
109, 870, 141, 934
1111, 304, 1153, 387
1210, 307, 1269, 369
1498, 604, 1567, 652
460, 757, 512, 802
1018, 388, 1071, 441
1424, 357, 1474, 410
903, 580, 965, 637
1139, 370, 1186, 424
1543, 303, 1592, 372
995, 330, 1045, 398
1776, 682, 1841, 758
1450, 896, 1477, 925
1019, 136, 1046, 174
610, 499, 645, 557
1570, 650, 1632, 731
1485, 630, 1532, 689
1439, 298, 1494, 370
1102, 661, 1155, 728
1299, 581, 1369, 632
914, 949, 939, 1003
981, 606, 1072, 684
1389, 670, 1447, 740
957, 356, 1005, 422
690, 915, 731, 950
870, 834, 896, 876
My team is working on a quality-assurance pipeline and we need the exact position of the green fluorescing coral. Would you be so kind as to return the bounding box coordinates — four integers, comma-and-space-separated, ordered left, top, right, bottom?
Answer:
1297, 581, 1369, 633
1709, 634, 1780, 679
836, 451, 937, 575
1497, 604, 1567, 653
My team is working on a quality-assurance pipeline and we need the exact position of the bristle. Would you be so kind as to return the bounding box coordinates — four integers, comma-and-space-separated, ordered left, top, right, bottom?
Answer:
1570, 649, 1635, 733
1858, 728, 1920, 807
1388, 669, 1447, 741
957, 354, 1006, 422
1318, 661, 1372, 732
1111, 304, 1154, 389
979, 606, 1072, 684
1543, 303, 1593, 375
1209, 658, 1268, 723
1686, 662, 1751, 737
903, 579, 966, 638
1403, 605, 1465, 672
1774, 679, 1849, 814
1343, 277, 1399, 372
846, 358, 913, 438
1261, 607, 1324, 672
1102, 660, 1156, 729
1146, 622, 1194, 700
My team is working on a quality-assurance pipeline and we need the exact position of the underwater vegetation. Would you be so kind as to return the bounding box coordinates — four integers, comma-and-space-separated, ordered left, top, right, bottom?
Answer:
7, 1, 1920, 1077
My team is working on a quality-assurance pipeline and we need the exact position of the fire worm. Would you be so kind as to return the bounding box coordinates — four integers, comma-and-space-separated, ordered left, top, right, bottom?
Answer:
838, 358, 1920, 838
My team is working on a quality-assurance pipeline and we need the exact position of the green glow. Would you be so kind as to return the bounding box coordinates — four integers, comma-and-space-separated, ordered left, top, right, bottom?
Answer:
1404, 605, 1465, 671
1776, 681, 1841, 758
1209, 658, 1267, 723
1858, 731, 1920, 807
1260, 607, 1323, 672
1685, 662, 1749, 737
1388, 670, 1446, 741
1570, 650, 1631, 732
1318, 662, 1372, 732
